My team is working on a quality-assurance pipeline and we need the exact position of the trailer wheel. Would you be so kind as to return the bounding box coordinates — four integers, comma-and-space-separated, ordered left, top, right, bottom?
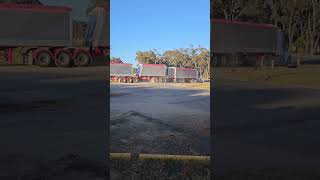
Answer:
55, 51, 72, 67
120, 77, 126, 83
133, 78, 139, 83
154, 77, 160, 83
36, 51, 52, 67
161, 78, 167, 83
74, 52, 91, 67
128, 78, 133, 83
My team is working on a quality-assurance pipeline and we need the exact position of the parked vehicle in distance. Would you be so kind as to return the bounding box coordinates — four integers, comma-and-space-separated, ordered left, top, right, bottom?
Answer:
167, 67, 198, 83
110, 63, 138, 83
137, 64, 168, 83
110, 63, 199, 83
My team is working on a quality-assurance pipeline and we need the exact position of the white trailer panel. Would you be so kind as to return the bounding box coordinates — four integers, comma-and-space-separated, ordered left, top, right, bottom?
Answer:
137, 64, 167, 77
110, 63, 133, 77
167, 67, 198, 79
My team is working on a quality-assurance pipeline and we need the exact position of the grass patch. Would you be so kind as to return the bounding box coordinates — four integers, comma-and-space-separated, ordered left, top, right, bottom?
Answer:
173, 82, 210, 90
215, 65, 320, 89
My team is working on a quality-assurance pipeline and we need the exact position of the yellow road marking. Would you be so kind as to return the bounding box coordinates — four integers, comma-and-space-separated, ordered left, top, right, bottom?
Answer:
110, 153, 131, 160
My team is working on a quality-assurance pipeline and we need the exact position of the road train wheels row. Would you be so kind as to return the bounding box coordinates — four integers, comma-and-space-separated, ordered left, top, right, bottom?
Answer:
116, 77, 139, 83
150, 77, 167, 83
174, 78, 197, 83
34, 49, 91, 67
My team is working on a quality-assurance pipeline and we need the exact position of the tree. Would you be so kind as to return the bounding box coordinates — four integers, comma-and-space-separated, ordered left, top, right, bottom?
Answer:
136, 50, 159, 64
110, 57, 123, 63
137, 46, 210, 79
212, 0, 265, 21
297, 0, 320, 54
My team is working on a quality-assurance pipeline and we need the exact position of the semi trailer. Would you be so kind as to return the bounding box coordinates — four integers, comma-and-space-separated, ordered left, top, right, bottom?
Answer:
0, 3, 108, 67
110, 63, 199, 83
167, 67, 198, 83
110, 63, 138, 83
211, 19, 285, 67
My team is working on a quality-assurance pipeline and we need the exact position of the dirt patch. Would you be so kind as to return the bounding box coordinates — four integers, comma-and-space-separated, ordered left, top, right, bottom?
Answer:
111, 111, 208, 155
214, 65, 320, 89
111, 159, 210, 180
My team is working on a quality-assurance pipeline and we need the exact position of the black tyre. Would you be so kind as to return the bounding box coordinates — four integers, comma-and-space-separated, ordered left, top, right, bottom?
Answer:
36, 51, 52, 67
161, 78, 167, 83
154, 77, 160, 83
120, 77, 126, 83
128, 78, 134, 83
55, 51, 72, 67
133, 78, 139, 83
74, 52, 91, 67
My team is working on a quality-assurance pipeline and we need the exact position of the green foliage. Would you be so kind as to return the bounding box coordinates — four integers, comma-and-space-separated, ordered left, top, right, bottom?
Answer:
136, 50, 159, 64
110, 57, 123, 63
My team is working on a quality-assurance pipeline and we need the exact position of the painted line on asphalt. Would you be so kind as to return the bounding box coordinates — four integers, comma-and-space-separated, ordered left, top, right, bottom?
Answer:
110, 153, 131, 160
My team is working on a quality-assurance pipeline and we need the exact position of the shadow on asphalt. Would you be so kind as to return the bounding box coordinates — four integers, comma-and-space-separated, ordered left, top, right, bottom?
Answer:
213, 80, 320, 179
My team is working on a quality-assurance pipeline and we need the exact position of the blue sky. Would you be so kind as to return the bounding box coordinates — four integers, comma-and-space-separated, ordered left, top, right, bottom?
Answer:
110, 0, 210, 65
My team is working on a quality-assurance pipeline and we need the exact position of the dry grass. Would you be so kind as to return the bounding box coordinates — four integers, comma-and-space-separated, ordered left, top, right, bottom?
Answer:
214, 65, 320, 89
168, 82, 210, 90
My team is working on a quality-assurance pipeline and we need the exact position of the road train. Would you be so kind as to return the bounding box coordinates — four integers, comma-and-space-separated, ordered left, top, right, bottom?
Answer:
110, 62, 200, 83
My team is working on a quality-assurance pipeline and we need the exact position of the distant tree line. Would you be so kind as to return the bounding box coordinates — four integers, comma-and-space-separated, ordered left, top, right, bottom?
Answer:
110, 57, 123, 63
135, 47, 210, 79
212, 0, 320, 55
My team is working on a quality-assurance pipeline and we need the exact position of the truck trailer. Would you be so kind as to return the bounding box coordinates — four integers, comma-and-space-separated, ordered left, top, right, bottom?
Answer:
0, 3, 108, 67
211, 19, 284, 67
137, 64, 168, 83
167, 67, 198, 83
110, 63, 138, 83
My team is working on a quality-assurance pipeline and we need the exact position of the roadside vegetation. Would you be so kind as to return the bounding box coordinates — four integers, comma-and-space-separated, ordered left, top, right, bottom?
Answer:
215, 65, 320, 89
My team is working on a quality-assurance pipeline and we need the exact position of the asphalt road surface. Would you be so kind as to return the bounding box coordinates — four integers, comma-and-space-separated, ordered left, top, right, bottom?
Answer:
0, 66, 108, 180
110, 83, 210, 156
213, 76, 320, 179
